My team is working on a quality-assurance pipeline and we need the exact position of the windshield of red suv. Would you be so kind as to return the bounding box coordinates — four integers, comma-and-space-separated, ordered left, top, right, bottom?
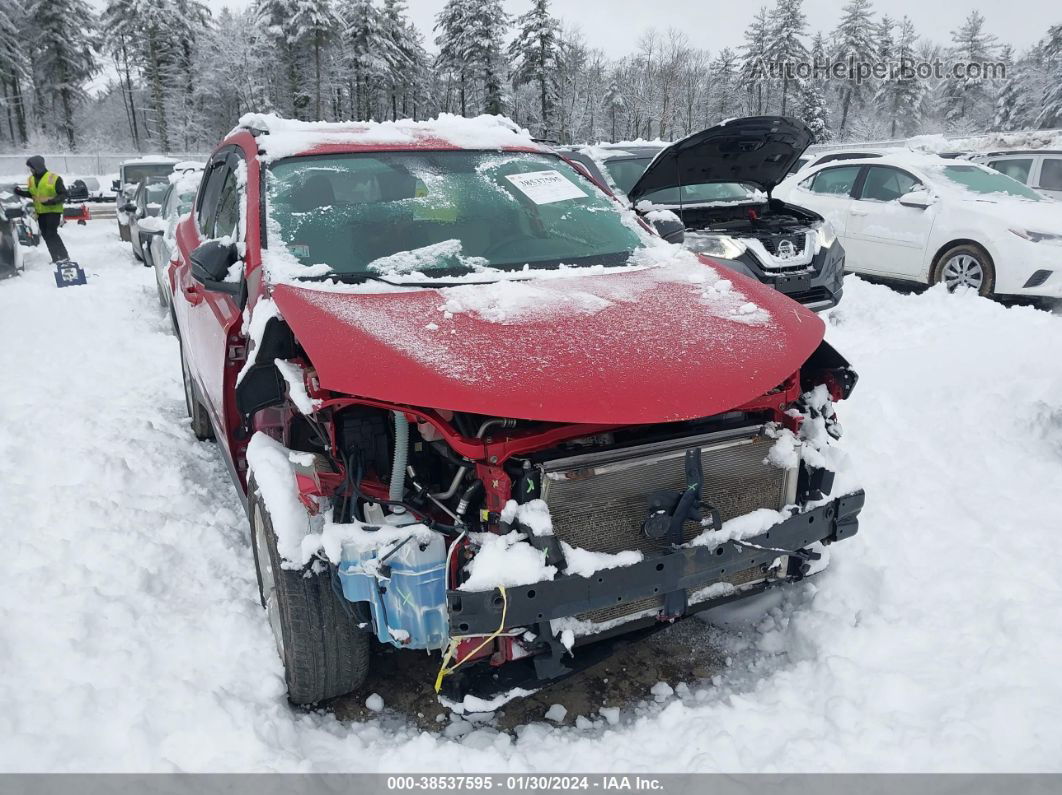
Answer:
266, 151, 644, 279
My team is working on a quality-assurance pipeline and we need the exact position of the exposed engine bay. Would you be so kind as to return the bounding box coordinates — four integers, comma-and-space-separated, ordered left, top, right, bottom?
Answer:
678, 198, 828, 270
238, 308, 862, 707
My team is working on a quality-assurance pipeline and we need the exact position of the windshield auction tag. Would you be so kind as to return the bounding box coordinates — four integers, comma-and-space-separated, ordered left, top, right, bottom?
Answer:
505, 170, 586, 204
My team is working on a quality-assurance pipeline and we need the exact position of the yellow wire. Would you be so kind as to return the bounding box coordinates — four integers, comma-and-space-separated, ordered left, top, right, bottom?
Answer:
433, 585, 508, 694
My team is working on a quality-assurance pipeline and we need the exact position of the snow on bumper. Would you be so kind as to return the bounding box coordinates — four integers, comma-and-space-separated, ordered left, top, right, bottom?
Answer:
446, 491, 864, 637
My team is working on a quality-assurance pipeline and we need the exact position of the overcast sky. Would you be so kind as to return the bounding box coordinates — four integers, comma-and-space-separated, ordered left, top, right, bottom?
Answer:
196, 0, 1052, 54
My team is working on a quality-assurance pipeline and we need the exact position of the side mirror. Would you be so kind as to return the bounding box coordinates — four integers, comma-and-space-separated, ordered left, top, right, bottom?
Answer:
190, 240, 239, 285
3, 205, 24, 220
649, 214, 686, 245
122, 202, 136, 213
111, 179, 120, 191
898, 189, 933, 209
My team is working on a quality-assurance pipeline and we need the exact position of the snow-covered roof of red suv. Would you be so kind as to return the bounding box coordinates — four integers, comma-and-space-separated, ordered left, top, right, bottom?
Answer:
229, 112, 549, 160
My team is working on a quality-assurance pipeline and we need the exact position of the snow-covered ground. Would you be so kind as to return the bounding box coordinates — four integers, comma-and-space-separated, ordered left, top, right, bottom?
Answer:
1, 220, 1061, 772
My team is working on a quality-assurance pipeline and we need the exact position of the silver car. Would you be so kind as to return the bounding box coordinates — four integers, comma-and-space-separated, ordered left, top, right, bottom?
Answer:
142, 166, 203, 308
974, 150, 1062, 200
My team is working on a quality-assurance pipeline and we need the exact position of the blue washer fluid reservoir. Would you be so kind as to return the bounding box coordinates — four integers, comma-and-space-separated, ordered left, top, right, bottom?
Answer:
338, 531, 449, 650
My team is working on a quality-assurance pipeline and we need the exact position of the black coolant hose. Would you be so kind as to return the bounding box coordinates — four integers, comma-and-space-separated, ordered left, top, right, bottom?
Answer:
456, 480, 483, 518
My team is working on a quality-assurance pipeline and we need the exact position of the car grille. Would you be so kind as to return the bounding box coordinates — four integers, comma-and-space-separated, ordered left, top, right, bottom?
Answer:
760, 233, 810, 259
539, 427, 795, 557
783, 286, 833, 306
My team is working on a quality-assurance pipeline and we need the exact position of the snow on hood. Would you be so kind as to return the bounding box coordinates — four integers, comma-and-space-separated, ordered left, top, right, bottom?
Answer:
237, 112, 542, 162
269, 244, 824, 425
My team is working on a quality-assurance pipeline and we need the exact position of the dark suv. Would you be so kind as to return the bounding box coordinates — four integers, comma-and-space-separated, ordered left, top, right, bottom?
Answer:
560, 117, 846, 311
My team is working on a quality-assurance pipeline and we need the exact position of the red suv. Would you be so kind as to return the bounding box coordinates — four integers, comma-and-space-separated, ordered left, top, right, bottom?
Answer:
170, 114, 864, 708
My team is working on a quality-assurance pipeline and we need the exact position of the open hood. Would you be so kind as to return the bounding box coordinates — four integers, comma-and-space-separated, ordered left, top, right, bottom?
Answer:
270, 263, 825, 425
628, 117, 814, 204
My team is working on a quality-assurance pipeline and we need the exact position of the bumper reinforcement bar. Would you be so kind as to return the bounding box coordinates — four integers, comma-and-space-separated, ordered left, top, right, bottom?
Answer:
446, 490, 864, 636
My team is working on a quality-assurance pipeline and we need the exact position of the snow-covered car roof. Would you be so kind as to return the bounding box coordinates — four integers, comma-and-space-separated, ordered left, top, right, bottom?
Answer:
234, 112, 548, 161
799, 149, 955, 173
120, 156, 179, 166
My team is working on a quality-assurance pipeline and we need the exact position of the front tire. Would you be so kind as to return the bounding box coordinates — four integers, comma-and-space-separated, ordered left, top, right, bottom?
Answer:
249, 485, 370, 705
931, 244, 995, 297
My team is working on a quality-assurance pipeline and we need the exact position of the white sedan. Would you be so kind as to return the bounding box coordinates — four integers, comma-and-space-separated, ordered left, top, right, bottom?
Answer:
774, 152, 1062, 299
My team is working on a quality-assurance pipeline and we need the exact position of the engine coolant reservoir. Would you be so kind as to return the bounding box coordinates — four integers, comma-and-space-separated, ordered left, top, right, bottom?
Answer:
337, 519, 449, 650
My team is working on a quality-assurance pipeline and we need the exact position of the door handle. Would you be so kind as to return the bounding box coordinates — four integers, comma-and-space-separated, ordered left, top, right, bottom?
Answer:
850, 209, 869, 216
183, 283, 204, 305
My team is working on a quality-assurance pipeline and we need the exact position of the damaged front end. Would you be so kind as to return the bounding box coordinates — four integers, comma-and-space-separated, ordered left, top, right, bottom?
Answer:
262, 340, 867, 708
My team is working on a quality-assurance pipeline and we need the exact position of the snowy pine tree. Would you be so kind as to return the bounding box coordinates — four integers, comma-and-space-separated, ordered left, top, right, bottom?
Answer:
942, 11, 997, 131
100, 0, 146, 149
255, 0, 306, 118
602, 78, 623, 142
341, 0, 387, 120
0, 0, 29, 146
1037, 24, 1062, 128
796, 78, 831, 142
379, 1, 420, 120
24, 0, 97, 148
291, 0, 341, 121
435, 0, 509, 116
508, 0, 561, 138
765, 0, 809, 116
874, 16, 924, 137
706, 48, 740, 124
740, 7, 772, 114
831, 0, 877, 135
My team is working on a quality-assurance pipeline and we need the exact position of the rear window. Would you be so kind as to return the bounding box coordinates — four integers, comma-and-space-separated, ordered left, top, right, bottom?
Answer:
122, 163, 174, 186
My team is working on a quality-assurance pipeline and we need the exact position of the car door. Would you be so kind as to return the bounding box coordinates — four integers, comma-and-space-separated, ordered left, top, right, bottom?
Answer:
150, 186, 176, 280
129, 182, 146, 251
1034, 156, 1062, 200
175, 148, 245, 440
792, 164, 861, 262
845, 165, 935, 279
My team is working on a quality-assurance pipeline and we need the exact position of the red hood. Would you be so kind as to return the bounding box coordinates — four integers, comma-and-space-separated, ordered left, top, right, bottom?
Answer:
270, 262, 824, 425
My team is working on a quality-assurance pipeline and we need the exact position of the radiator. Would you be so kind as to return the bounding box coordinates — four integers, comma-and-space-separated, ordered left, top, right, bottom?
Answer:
539, 426, 797, 557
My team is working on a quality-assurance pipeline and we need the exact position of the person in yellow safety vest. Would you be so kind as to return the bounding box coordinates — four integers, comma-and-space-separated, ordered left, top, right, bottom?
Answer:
14, 155, 70, 263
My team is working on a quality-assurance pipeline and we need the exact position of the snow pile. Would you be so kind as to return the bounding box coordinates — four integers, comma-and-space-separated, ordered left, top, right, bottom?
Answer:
437, 279, 615, 324
245, 432, 318, 567
560, 545, 643, 579
909, 129, 1062, 155
238, 112, 540, 161
500, 499, 553, 536
236, 296, 283, 384
273, 358, 319, 415
367, 240, 488, 276
458, 532, 557, 592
